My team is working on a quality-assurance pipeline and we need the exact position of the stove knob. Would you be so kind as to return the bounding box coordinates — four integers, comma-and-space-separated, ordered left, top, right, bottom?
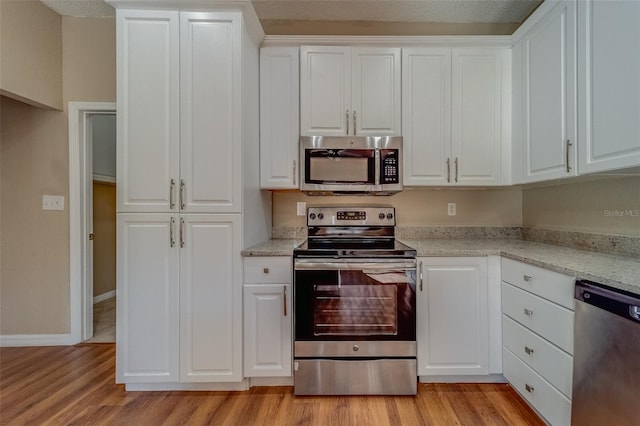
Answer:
309, 213, 316, 220
387, 213, 393, 220
317, 213, 324, 220
379, 212, 385, 220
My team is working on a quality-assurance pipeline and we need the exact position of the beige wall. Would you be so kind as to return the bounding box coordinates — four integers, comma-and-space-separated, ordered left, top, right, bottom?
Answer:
522, 176, 640, 237
93, 182, 116, 297
274, 188, 523, 227
0, 16, 115, 335
0, 0, 62, 110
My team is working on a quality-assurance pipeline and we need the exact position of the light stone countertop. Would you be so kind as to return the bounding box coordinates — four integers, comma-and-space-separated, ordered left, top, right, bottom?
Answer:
241, 238, 640, 295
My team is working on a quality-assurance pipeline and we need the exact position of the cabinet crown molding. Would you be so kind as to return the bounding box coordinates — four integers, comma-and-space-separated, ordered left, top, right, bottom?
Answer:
262, 35, 512, 48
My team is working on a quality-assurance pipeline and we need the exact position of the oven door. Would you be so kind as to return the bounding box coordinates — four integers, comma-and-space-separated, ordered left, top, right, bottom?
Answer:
294, 258, 417, 343
304, 149, 376, 185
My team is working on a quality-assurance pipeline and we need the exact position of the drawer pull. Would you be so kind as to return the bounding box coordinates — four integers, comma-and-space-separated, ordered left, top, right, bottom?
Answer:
263, 267, 269, 274
525, 384, 534, 393
524, 308, 534, 317
524, 346, 534, 355
523, 275, 533, 282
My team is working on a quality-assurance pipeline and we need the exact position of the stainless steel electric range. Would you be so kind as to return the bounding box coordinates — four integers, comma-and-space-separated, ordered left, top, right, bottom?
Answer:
293, 206, 417, 395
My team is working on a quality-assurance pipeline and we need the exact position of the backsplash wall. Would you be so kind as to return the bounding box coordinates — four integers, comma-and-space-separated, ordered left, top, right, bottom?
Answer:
273, 187, 523, 227
522, 176, 640, 237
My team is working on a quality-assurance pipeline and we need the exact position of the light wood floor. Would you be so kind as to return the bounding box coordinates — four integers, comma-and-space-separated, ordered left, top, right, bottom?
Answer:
0, 344, 544, 425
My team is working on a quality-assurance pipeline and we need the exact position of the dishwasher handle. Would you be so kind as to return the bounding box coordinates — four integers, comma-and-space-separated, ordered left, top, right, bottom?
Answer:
575, 280, 640, 324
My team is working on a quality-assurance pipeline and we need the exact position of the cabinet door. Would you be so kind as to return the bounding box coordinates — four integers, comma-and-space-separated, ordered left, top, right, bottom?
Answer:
116, 11, 179, 213
116, 213, 179, 383
180, 214, 242, 382
180, 13, 241, 213
243, 284, 292, 377
260, 47, 300, 189
402, 48, 452, 185
300, 46, 351, 136
352, 47, 401, 136
417, 257, 489, 376
578, 0, 640, 173
452, 49, 506, 185
523, 0, 577, 182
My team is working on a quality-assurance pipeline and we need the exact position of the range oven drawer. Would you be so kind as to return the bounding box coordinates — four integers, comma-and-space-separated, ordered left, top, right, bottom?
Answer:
294, 358, 417, 395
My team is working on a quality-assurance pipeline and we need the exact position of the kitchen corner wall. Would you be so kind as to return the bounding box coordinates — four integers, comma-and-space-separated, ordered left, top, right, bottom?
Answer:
273, 187, 523, 227
0, 16, 115, 335
523, 175, 640, 237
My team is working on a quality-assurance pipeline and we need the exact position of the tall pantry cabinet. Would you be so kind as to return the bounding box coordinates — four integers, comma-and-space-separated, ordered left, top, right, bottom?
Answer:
114, 7, 268, 388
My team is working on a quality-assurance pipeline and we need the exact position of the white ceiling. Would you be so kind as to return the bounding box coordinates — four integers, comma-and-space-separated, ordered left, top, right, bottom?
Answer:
41, 0, 542, 24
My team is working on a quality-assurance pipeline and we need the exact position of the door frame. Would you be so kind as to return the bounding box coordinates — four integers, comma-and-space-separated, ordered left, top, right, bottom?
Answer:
69, 102, 116, 343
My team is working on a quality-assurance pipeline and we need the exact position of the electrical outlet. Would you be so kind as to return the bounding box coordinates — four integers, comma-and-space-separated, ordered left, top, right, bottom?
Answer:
43, 195, 65, 211
296, 201, 306, 216
447, 203, 456, 216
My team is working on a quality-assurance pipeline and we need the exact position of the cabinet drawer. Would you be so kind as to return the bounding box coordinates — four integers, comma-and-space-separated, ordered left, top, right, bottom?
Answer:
503, 315, 573, 398
502, 283, 574, 354
503, 348, 571, 426
244, 257, 292, 284
501, 258, 575, 309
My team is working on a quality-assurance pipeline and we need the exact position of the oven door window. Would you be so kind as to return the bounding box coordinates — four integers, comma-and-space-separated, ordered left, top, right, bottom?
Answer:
295, 269, 416, 341
305, 149, 374, 184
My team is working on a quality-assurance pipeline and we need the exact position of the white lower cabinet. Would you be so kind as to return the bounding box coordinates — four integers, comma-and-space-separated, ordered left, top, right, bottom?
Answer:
417, 257, 491, 377
243, 257, 293, 377
117, 213, 242, 385
501, 258, 575, 425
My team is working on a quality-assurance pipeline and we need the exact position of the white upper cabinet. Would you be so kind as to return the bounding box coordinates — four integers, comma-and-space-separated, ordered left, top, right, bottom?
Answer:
403, 47, 509, 186
180, 13, 242, 213
577, 0, 640, 173
300, 46, 401, 136
116, 11, 180, 212
260, 46, 300, 189
520, 0, 577, 183
402, 48, 452, 186
117, 10, 242, 214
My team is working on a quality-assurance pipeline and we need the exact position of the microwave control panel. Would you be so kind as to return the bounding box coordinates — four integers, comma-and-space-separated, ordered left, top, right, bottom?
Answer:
381, 150, 399, 184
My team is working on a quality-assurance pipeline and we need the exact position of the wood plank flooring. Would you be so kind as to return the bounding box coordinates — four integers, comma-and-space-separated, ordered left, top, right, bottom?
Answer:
0, 344, 544, 425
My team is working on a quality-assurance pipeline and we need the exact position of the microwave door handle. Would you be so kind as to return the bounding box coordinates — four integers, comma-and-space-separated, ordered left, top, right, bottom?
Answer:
375, 149, 380, 186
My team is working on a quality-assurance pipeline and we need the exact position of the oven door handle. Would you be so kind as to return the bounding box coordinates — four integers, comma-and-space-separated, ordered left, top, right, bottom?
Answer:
294, 259, 416, 271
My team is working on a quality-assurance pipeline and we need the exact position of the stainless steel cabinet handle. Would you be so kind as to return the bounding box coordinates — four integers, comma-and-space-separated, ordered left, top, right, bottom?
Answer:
180, 179, 186, 210
447, 158, 451, 183
566, 139, 572, 173
454, 157, 459, 183
419, 261, 424, 292
170, 217, 176, 247
170, 179, 176, 210
292, 160, 296, 186
263, 267, 269, 274
353, 110, 357, 136
525, 346, 534, 355
524, 308, 534, 317
180, 218, 185, 248
346, 109, 350, 135
283, 286, 287, 317
524, 275, 533, 282
525, 384, 534, 393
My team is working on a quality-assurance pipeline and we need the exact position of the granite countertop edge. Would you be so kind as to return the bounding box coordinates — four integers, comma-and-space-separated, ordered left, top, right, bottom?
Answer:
242, 238, 640, 295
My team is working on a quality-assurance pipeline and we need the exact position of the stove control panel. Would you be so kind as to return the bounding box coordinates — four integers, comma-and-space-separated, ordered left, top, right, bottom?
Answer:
307, 206, 395, 226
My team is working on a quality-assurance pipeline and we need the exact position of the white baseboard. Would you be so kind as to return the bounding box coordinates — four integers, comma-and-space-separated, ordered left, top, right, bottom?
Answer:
0, 333, 79, 347
419, 374, 507, 384
93, 290, 116, 304
125, 380, 250, 391
249, 377, 294, 387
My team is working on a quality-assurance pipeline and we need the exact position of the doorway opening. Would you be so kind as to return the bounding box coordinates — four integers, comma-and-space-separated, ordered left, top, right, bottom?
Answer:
69, 102, 116, 344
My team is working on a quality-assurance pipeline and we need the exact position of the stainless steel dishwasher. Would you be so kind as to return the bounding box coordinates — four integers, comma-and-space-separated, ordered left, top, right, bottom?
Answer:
572, 280, 640, 425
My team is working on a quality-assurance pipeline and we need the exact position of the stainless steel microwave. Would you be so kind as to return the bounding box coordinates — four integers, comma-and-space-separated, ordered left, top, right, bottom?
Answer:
300, 136, 403, 195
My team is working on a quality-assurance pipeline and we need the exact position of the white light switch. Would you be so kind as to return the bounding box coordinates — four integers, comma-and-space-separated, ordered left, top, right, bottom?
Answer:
447, 203, 456, 216
297, 201, 306, 216
43, 195, 65, 211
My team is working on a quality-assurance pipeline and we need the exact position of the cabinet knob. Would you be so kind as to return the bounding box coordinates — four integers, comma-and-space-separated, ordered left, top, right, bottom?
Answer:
524, 308, 534, 317
524, 346, 534, 355
524, 275, 533, 282
263, 267, 269, 274
525, 384, 534, 393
